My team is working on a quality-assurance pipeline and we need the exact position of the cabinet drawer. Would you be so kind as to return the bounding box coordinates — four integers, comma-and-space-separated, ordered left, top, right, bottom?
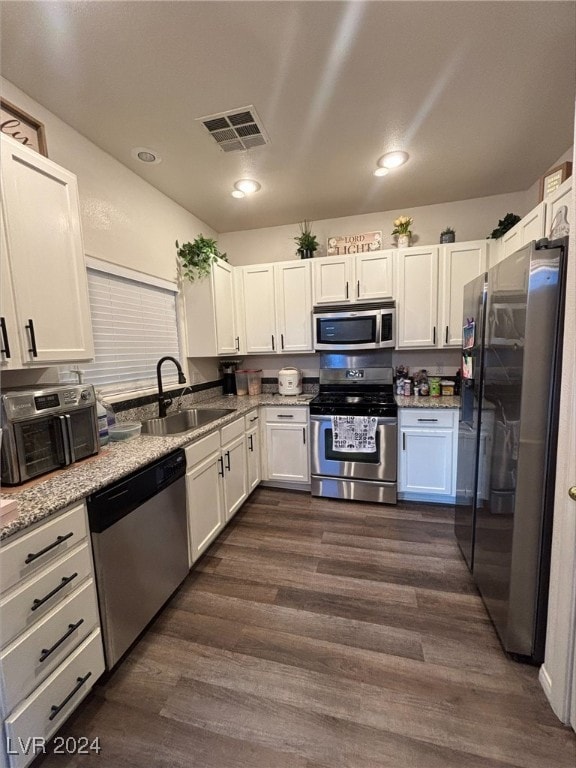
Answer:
1, 543, 93, 649
1, 504, 88, 594
400, 409, 456, 428
220, 416, 244, 445
1, 580, 100, 715
265, 406, 308, 424
4, 629, 105, 768
244, 409, 260, 430
185, 431, 220, 468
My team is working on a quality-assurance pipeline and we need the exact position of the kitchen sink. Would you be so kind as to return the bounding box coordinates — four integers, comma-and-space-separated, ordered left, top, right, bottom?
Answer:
141, 408, 236, 436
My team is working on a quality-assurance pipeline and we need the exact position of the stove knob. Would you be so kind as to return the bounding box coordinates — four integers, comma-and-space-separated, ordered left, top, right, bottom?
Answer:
80, 389, 91, 401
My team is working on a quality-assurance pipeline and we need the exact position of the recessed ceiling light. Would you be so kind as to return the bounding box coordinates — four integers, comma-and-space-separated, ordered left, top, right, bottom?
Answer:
231, 190, 245, 199
131, 147, 162, 164
378, 151, 409, 169
234, 179, 261, 195
373, 167, 389, 177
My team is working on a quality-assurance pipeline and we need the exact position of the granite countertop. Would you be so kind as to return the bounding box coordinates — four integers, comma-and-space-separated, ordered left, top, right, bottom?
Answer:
0, 393, 313, 542
395, 394, 460, 409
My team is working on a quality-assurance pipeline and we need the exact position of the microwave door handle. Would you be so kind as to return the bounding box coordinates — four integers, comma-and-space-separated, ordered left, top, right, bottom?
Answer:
57, 415, 73, 465
63, 414, 76, 462
376, 312, 383, 347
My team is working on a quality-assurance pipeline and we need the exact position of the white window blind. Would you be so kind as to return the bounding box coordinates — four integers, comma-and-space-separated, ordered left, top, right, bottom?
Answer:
80, 265, 181, 394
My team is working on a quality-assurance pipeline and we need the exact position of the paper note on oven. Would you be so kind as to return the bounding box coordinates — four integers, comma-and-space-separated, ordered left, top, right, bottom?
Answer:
331, 416, 377, 453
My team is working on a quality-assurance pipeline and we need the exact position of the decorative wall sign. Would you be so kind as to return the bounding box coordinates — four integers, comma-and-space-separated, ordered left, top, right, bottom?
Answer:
538, 161, 572, 202
0, 99, 48, 156
327, 231, 382, 256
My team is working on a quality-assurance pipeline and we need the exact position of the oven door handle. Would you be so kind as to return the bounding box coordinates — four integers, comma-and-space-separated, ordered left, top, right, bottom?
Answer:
58, 415, 73, 466
64, 413, 76, 462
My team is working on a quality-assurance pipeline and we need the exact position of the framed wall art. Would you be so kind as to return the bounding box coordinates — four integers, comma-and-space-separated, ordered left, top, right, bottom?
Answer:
538, 161, 572, 202
0, 99, 48, 156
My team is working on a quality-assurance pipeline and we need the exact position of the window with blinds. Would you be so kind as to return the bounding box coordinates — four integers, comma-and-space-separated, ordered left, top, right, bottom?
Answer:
78, 262, 181, 394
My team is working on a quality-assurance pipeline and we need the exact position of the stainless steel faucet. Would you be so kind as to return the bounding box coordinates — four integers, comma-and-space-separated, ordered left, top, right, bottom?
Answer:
156, 357, 187, 417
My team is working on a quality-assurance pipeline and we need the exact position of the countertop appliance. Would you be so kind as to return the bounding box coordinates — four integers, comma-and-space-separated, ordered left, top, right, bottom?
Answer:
87, 449, 188, 668
278, 367, 302, 396
220, 360, 241, 396
310, 355, 397, 503
313, 302, 395, 351
1, 383, 99, 485
455, 237, 568, 663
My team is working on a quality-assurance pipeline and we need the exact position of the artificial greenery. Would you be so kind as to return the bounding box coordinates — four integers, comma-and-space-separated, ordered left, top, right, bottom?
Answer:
441, 226, 455, 235
294, 220, 319, 254
488, 213, 521, 240
176, 235, 228, 281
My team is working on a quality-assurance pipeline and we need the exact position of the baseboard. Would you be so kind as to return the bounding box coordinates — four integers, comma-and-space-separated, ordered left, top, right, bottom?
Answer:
539, 664, 553, 703
398, 492, 456, 504
260, 480, 311, 493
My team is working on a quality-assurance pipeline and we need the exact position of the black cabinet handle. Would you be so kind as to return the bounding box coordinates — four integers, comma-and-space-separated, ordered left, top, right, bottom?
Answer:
271, 334, 275, 351
402, 433, 406, 450
357, 280, 360, 298
40, 618, 85, 663
445, 326, 449, 344
277, 414, 294, 419
248, 435, 254, 452
281, 333, 285, 350
417, 418, 439, 422
302, 427, 306, 445
345, 282, 349, 299
25, 318, 38, 357
433, 326, 436, 345
25, 532, 74, 565
225, 451, 231, 471
218, 456, 224, 477
31, 572, 78, 612
0, 317, 11, 359
235, 336, 240, 351
249, 416, 258, 423
48, 672, 92, 721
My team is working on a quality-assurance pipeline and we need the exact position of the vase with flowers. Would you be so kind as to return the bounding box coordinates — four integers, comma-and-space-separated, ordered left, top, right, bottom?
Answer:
392, 215, 413, 248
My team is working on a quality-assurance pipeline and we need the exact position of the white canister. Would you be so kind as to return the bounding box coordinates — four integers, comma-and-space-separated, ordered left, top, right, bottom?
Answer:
278, 367, 302, 396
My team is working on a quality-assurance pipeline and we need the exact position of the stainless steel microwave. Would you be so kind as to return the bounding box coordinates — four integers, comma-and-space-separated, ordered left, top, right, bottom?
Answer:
1, 384, 99, 485
313, 303, 396, 350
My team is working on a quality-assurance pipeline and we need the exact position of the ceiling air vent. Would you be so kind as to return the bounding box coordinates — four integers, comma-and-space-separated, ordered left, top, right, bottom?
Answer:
196, 106, 269, 152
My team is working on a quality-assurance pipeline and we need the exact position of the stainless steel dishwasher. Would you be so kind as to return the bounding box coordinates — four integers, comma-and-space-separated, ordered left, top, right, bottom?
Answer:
87, 449, 188, 668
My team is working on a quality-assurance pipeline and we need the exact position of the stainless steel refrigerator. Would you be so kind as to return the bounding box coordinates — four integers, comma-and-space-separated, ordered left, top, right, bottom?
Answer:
455, 237, 567, 663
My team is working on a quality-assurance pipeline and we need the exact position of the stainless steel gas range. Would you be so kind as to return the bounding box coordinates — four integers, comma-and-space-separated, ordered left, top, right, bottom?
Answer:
309, 359, 397, 504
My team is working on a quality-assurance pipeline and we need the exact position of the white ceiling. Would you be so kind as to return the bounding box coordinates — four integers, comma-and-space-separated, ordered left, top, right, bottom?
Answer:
1, 1, 575, 233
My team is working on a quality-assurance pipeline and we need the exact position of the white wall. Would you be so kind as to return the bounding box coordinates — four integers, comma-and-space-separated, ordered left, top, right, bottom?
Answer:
1, 78, 214, 282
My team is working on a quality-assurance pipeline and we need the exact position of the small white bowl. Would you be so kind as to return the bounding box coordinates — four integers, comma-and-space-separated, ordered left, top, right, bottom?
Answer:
108, 422, 141, 441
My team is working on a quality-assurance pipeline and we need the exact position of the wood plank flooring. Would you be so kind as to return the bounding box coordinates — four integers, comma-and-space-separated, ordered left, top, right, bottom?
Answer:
37, 488, 576, 768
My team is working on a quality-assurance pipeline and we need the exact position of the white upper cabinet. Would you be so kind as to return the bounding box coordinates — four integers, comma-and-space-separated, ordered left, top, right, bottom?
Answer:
184, 258, 240, 357
0, 206, 22, 369
438, 240, 488, 347
242, 260, 313, 354
242, 264, 277, 353
274, 261, 312, 352
312, 251, 394, 305
1, 136, 94, 364
495, 201, 546, 267
397, 246, 439, 348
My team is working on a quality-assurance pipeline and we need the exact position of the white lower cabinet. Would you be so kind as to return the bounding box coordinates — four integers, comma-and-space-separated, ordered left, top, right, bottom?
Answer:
245, 410, 261, 493
398, 409, 458, 502
263, 407, 310, 484
221, 428, 248, 522
0, 502, 104, 768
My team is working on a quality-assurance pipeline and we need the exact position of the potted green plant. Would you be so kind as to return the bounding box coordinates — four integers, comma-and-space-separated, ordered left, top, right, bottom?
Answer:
175, 235, 227, 281
294, 220, 319, 259
440, 227, 455, 244
488, 213, 521, 239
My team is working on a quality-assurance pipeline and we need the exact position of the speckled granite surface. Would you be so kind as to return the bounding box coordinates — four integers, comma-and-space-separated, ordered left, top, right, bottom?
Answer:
395, 395, 460, 409
0, 394, 313, 542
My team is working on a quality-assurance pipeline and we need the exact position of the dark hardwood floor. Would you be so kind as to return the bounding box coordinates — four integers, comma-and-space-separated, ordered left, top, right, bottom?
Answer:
38, 488, 576, 768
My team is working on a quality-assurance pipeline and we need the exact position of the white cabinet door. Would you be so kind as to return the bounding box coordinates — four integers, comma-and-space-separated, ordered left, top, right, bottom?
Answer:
212, 259, 239, 355
312, 256, 354, 305
400, 428, 454, 496
500, 223, 522, 261
545, 177, 571, 239
519, 200, 546, 244
1, 136, 94, 364
0, 206, 23, 369
242, 265, 276, 353
265, 423, 309, 483
438, 241, 487, 347
274, 261, 313, 352
397, 247, 439, 348
355, 250, 394, 301
222, 433, 248, 521
186, 448, 224, 564
246, 424, 261, 493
